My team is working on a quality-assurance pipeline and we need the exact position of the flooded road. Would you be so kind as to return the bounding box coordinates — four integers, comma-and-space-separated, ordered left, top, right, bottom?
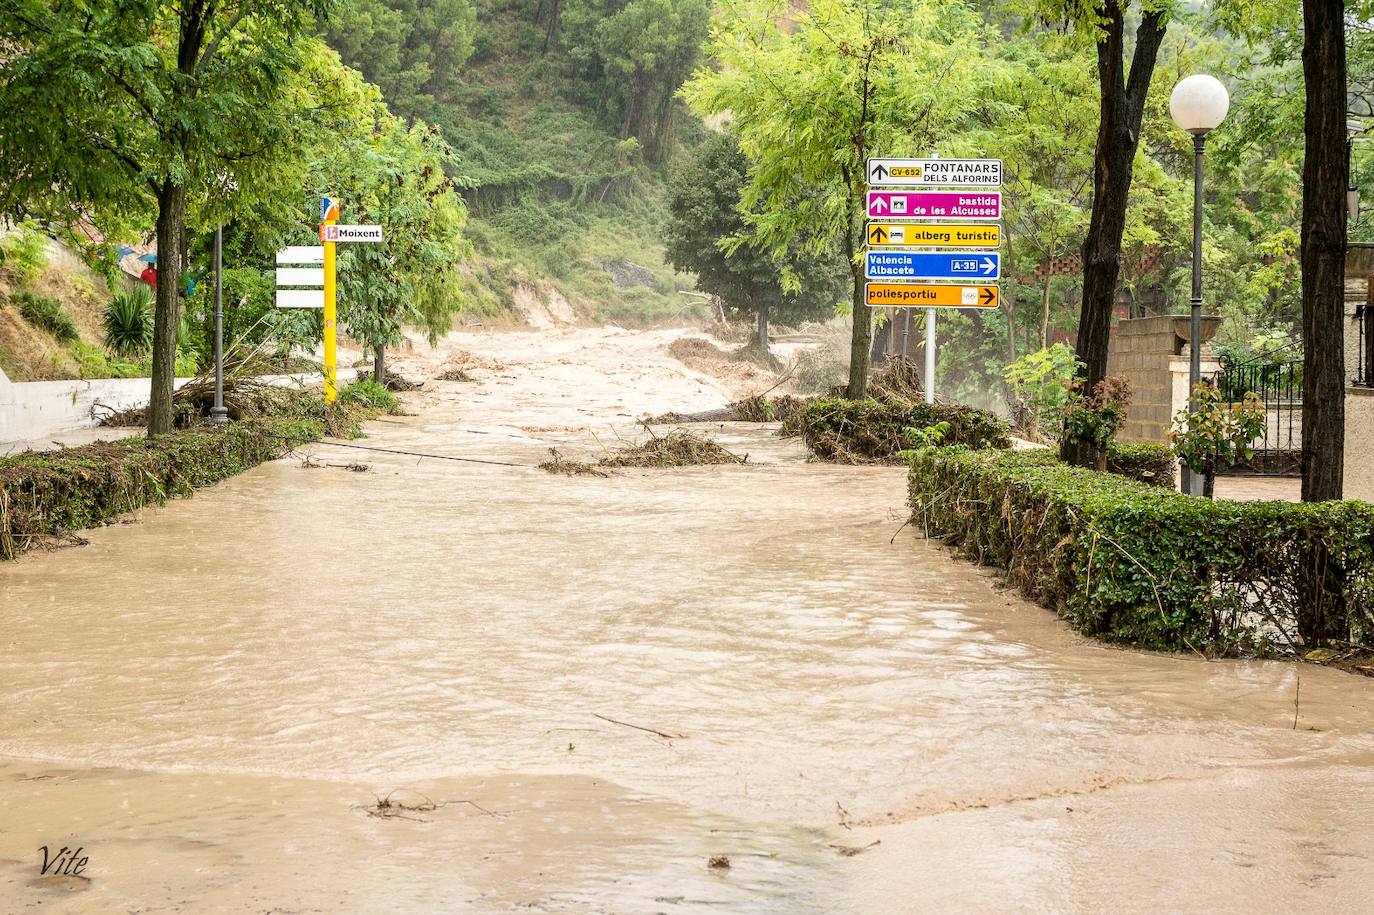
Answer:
2, 326, 1373, 912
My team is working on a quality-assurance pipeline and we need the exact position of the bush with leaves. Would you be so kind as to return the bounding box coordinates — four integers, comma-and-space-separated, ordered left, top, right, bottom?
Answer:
13, 290, 78, 342
0, 221, 50, 284
1002, 343, 1079, 441
908, 446, 1374, 655
1170, 384, 1267, 498
104, 285, 155, 354
1058, 375, 1131, 468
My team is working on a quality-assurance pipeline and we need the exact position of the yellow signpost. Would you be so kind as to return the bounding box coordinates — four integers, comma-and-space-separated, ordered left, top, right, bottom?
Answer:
321, 215, 338, 403
866, 223, 1001, 248
865, 283, 999, 309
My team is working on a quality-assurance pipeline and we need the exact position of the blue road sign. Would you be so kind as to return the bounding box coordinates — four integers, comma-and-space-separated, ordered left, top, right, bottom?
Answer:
864, 251, 1000, 281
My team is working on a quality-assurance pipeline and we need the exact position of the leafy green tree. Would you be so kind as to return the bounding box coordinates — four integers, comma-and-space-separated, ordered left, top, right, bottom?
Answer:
0, 0, 331, 435
1023, 0, 1171, 468
684, 0, 995, 399
666, 131, 846, 354
331, 121, 472, 383
324, 0, 475, 122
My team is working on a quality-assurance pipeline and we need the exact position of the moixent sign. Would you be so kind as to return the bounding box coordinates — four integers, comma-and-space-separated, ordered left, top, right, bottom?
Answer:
866, 157, 1002, 188
320, 224, 384, 243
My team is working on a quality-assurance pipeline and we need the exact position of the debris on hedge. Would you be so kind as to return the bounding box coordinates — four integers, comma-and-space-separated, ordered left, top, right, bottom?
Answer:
783, 398, 1010, 464
599, 428, 746, 468
1106, 442, 1176, 488
2, 384, 390, 561
867, 356, 925, 404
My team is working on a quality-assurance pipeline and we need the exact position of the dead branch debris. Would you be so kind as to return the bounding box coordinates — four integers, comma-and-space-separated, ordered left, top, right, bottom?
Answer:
537, 448, 609, 477
598, 427, 745, 468
828, 839, 881, 857
435, 368, 477, 382
592, 713, 687, 740
359, 790, 504, 823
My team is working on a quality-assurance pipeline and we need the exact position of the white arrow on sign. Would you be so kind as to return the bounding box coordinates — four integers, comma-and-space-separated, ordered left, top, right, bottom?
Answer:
866, 157, 1002, 187
980, 257, 996, 276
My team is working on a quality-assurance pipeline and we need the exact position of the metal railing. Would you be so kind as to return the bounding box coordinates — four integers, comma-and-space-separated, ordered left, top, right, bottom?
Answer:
1356, 303, 1374, 386
1215, 347, 1303, 476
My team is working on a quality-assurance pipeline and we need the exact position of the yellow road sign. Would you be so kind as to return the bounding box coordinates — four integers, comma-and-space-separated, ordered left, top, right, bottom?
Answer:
866, 223, 1000, 248
866, 283, 999, 309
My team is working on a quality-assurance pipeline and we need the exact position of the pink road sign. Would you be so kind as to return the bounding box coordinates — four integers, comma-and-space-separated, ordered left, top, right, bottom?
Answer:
867, 191, 1001, 220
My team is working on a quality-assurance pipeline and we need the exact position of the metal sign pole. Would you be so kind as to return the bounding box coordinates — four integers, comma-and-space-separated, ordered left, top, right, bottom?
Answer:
924, 308, 936, 404
210, 225, 228, 424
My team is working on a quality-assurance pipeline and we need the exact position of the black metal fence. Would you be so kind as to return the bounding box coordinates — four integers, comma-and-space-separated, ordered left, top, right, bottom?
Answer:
1356, 303, 1374, 386
1215, 348, 1303, 476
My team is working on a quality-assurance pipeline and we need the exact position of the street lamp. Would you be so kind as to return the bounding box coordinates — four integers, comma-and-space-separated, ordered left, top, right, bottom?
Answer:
1170, 74, 1230, 496
209, 173, 238, 426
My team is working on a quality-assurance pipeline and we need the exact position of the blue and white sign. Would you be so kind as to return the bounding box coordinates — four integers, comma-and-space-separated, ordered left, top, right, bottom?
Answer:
865, 251, 1000, 281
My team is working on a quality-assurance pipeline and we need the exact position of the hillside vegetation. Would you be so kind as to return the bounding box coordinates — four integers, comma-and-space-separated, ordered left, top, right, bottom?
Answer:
331, 0, 707, 325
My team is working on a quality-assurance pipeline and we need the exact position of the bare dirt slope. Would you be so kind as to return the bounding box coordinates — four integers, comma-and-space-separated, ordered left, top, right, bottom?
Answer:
2, 325, 1373, 913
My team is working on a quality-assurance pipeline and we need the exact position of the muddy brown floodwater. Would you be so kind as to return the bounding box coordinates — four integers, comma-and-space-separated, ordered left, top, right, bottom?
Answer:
2, 326, 1374, 913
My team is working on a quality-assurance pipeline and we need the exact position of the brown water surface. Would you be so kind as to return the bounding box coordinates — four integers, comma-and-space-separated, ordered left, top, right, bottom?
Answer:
2, 327, 1372, 912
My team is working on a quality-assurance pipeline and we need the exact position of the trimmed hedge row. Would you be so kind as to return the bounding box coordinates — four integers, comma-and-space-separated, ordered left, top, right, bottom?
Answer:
907, 447, 1374, 654
783, 397, 1011, 463
0, 405, 365, 561
1106, 442, 1176, 488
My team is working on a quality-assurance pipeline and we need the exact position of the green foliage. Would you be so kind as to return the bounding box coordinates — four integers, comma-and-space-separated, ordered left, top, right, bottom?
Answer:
1059, 375, 1132, 450
13, 290, 78, 342
665, 131, 845, 333
908, 446, 1374, 653
1105, 441, 1176, 488
784, 398, 1011, 464
104, 285, 155, 355
1002, 344, 1080, 441
0, 221, 49, 284
339, 378, 399, 413
324, 0, 476, 121
1170, 384, 1267, 479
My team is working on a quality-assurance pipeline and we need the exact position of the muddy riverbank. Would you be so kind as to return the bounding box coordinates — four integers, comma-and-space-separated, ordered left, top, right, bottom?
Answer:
2, 327, 1372, 912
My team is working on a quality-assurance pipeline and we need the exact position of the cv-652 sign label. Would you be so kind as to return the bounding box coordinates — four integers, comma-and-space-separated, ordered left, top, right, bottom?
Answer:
866, 158, 1002, 188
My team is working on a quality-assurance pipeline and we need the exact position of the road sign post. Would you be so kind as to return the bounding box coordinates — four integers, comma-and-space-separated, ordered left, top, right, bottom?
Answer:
323, 209, 337, 403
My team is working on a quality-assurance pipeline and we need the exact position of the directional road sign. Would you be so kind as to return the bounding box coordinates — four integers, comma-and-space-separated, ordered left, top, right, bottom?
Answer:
865, 251, 1000, 281
867, 158, 1002, 188
866, 283, 999, 309
320, 224, 384, 243
866, 223, 1000, 248
276, 289, 325, 309
276, 246, 324, 264
867, 191, 1000, 220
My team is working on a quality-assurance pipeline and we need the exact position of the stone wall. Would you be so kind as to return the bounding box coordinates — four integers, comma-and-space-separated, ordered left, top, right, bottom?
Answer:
1108, 315, 1222, 444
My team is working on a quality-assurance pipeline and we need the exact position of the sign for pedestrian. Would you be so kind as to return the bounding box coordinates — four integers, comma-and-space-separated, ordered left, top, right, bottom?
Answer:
866, 283, 999, 309
866, 223, 1000, 248
867, 158, 1002, 188
865, 251, 1000, 281
320, 197, 341, 222
320, 224, 384, 243
275, 246, 325, 309
867, 191, 1000, 220
276, 245, 324, 264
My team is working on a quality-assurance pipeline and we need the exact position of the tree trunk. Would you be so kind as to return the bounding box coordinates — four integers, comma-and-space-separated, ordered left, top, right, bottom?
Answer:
1076, 4, 1166, 387
374, 343, 386, 387
1203, 455, 1216, 499
1066, 3, 1166, 467
1040, 275, 1052, 349
846, 270, 871, 399
1300, 0, 1347, 502
148, 181, 186, 437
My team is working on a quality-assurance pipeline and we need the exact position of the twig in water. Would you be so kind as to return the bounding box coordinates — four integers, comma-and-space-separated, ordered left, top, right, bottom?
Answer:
1293, 673, 1301, 730
592, 713, 686, 740
828, 839, 881, 857
889, 517, 913, 544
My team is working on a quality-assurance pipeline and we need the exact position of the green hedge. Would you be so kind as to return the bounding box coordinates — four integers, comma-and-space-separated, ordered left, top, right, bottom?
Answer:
1106, 442, 1176, 488
0, 415, 325, 560
907, 447, 1374, 654
784, 397, 1011, 463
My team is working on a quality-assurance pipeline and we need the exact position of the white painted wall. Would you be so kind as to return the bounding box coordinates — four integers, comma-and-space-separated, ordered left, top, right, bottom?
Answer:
0, 365, 354, 446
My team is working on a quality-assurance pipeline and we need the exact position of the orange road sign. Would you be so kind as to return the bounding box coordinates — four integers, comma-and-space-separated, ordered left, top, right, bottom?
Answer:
865, 283, 999, 309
